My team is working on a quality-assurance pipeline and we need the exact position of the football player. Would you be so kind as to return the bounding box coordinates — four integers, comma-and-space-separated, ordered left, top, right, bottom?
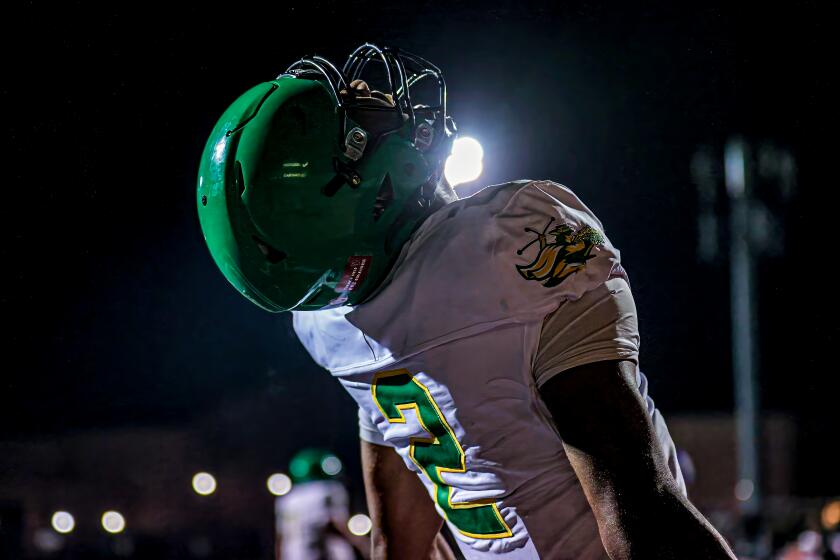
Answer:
274, 449, 362, 560
197, 43, 736, 559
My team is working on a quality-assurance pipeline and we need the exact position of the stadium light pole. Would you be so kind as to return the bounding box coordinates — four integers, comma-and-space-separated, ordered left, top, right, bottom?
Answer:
692, 137, 796, 516
724, 138, 760, 515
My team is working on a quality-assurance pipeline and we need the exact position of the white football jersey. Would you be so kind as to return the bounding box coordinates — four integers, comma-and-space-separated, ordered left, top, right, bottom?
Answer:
293, 181, 684, 559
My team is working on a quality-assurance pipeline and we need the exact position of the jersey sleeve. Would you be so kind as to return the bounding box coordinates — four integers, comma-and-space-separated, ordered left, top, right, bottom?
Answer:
495, 180, 622, 303
534, 276, 640, 387
357, 405, 393, 447
340, 179, 627, 366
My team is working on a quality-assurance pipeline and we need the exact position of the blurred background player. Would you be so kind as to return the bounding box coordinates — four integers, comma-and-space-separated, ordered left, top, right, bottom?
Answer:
275, 449, 369, 560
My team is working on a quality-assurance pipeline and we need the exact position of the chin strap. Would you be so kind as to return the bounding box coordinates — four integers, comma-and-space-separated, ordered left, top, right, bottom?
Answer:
322, 158, 364, 197
383, 177, 443, 255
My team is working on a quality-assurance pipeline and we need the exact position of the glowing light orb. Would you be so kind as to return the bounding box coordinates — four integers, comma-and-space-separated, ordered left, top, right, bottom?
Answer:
347, 513, 372, 536
734, 479, 754, 502
822, 500, 840, 530
321, 455, 343, 476
101, 511, 126, 534
51, 511, 75, 534
192, 472, 217, 496
444, 137, 484, 187
267, 473, 293, 496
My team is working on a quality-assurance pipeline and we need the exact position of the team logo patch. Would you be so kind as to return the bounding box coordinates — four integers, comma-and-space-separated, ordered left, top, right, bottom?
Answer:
516, 218, 605, 287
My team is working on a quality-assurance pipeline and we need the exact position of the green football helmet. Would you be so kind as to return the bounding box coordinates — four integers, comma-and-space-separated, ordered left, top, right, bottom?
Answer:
197, 44, 457, 311
289, 448, 343, 483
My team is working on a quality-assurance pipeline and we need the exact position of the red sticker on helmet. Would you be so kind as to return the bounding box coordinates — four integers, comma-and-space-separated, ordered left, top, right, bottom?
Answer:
336, 255, 372, 292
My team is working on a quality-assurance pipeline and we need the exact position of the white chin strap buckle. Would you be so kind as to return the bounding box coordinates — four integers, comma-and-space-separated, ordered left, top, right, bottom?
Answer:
344, 127, 368, 161
414, 122, 434, 152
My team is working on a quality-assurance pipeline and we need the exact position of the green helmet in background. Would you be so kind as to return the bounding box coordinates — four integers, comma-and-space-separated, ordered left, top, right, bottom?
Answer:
197, 44, 456, 311
289, 448, 343, 483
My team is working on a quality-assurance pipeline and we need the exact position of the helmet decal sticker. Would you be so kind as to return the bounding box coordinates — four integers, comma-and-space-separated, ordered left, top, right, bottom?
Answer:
281, 161, 309, 179
336, 255, 373, 293
515, 218, 605, 287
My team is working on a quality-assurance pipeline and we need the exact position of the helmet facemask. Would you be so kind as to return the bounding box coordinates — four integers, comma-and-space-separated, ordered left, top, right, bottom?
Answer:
285, 44, 456, 195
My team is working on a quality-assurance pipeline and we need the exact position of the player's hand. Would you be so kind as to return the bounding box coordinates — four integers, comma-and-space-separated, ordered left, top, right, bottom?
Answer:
340, 79, 395, 107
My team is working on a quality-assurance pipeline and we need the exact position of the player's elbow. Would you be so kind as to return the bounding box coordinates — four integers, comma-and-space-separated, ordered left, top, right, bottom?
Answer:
592, 481, 677, 560
593, 476, 735, 560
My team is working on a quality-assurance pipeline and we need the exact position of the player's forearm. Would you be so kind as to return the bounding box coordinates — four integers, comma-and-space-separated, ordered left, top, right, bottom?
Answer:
369, 529, 442, 560
596, 478, 735, 560
543, 361, 735, 559
362, 441, 443, 559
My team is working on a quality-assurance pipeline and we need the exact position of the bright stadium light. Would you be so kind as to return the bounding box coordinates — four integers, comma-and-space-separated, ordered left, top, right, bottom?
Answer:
101, 511, 126, 534
192, 472, 217, 496
51, 511, 75, 534
267, 473, 293, 496
347, 513, 372, 536
444, 137, 484, 187
321, 455, 342, 476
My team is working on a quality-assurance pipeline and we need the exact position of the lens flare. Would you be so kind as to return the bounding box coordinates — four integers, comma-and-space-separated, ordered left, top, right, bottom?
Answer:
734, 479, 754, 502
267, 473, 293, 496
101, 511, 126, 534
192, 472, 217, 496
347, 513, 372, 536
321, 455, 342, 476
822, 500, 840, 530
51, 511, 75, 534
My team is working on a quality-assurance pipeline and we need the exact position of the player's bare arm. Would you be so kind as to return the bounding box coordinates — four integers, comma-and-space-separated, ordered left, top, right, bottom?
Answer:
361, 440, 450, 559
539, 359, 736, 559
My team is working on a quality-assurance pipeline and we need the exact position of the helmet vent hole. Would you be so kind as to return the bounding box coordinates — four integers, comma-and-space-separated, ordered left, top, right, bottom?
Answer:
235, 161, 246, 198
372, 173, 395, 222
253, 236, 287, 264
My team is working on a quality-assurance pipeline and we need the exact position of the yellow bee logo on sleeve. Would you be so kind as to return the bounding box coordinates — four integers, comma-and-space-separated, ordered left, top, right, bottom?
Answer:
516, 218, 605, 287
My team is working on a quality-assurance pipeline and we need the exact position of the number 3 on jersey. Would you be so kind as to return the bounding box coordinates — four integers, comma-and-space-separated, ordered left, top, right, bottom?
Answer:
371, 370, 512, 539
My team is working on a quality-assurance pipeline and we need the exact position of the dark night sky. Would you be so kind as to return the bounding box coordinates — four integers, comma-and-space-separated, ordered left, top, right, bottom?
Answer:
2, 1, 835, 494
